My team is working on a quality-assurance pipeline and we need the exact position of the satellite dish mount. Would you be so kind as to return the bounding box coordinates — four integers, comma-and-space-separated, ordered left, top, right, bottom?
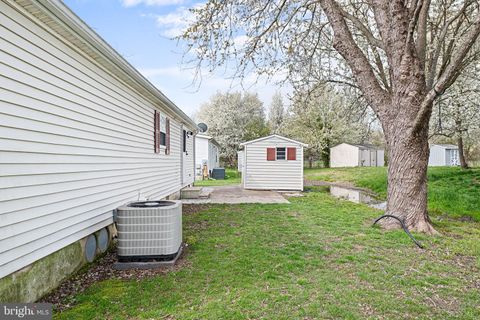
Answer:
197, 123, 208, 133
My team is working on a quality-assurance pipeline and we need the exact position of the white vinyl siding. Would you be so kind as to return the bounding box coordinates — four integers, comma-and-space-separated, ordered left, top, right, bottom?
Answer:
0, 2, 193, 278
208, 143, 219, 170
330, 143, 360, 167
429, 145, 445, 166
243, 136, 304, 190
428, 145, 459, 166
330, 143, 385, 167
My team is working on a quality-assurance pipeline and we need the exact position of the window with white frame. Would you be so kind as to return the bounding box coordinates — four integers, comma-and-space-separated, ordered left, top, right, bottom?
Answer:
276, 147, 286, 160
160, 114, 166, 146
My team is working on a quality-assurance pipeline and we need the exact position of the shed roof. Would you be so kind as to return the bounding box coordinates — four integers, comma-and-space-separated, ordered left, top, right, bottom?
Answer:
332, 143, 383, 150
240, 135, 308, 147
353, 143, 383, 149
196, 134, 220, 147
431, 144, 458, 149
18, 0, 197, 130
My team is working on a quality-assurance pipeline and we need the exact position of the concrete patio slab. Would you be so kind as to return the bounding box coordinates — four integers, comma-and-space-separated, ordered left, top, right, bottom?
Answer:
182, 185, 290, 204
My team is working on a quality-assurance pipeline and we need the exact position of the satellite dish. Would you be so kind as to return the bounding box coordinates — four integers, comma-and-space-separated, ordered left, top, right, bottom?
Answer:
197, 123, 208, 133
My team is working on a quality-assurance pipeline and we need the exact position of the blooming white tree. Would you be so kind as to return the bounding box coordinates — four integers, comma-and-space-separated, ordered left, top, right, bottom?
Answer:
181, 0, 480, 233
196, 91, 269, 166
284, 86, 375, 167
268, 92, 286, 134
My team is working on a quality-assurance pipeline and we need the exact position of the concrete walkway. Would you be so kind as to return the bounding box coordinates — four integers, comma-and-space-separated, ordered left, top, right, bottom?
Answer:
182, 185, 290, 204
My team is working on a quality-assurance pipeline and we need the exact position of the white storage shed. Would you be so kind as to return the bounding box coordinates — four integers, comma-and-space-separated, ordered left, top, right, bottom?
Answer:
428, 144, 460, 166
330, 143, 385, 167
0, 0, 196, 302
239, 135, 307, 191
194, 134, 220, 179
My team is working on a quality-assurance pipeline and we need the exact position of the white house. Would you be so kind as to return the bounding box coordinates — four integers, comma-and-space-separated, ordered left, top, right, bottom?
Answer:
428, 144, 460, 166
239, 135, 307, 191
195, 134, 220, 179
330, 143, 385, 167
0, 0, 196, 302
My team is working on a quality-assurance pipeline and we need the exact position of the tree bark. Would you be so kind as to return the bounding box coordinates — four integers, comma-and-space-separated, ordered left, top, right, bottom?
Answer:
457, 134, 468, 169
322, 145, 330, 168
383, 120, 438, 234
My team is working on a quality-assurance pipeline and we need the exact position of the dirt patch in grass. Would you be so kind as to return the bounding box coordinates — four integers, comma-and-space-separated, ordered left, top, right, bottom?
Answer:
183, 204, 211, 215
39, 245, 190, 312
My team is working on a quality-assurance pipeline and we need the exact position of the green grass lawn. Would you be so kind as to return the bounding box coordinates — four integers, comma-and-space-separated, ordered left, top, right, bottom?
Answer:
304, 166, 480, 221
57, 188, 479, 319
194, 168, 241, 186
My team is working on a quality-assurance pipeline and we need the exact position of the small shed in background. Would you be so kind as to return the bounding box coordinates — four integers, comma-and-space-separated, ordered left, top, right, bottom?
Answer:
428, 144, 459, 166
330, 143, 385, 167
195, 134, 220, 179
239, 135, 307, 191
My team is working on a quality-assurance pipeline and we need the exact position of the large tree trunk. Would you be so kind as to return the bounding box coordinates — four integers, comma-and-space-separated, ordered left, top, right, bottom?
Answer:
457, 134, 468, 169
322, 146, 330, 168
384, 119, 438, 234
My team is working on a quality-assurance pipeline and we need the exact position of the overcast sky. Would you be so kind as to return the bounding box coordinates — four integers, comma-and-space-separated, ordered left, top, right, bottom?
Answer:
64, 0, 291, 117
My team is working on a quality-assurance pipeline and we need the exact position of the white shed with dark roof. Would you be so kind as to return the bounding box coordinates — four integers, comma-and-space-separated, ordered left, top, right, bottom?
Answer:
239, 135, 307, 191
330, 143, 385, 167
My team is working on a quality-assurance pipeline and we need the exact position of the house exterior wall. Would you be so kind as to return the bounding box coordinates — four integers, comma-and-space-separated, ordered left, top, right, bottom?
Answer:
330, 143, 360, 167
243, 136, 304, 190
0, 0, 194, 286
428, 145, 446, 166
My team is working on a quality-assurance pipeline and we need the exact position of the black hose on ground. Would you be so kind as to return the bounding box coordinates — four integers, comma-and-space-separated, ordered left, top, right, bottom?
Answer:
373, 214, 424, 249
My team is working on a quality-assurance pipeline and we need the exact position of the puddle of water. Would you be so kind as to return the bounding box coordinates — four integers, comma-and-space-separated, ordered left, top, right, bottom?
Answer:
329, 186, 386, 210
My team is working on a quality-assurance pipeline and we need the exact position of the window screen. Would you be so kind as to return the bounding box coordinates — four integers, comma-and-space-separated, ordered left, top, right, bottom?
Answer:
276, 147, 286, 160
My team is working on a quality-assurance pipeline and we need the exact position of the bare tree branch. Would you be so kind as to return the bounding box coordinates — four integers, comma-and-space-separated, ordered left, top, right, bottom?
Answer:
413, 13, 480, 133
319, 0, 390, 117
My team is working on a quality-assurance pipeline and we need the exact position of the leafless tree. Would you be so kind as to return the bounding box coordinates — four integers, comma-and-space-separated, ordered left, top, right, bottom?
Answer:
180, 0, 480, 234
